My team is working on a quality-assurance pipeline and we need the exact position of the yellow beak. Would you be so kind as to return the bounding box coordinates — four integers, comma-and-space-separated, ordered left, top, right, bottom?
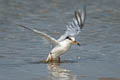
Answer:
72, 41, 80, 46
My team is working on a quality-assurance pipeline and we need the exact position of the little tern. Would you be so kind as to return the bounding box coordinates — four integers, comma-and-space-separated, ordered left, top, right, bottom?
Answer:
18, 8, 86, 63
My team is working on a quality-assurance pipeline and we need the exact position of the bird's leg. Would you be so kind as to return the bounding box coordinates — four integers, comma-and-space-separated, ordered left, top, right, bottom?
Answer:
58, 56, 61, 63
49, 53, 61, 63
50, 53, 54, 62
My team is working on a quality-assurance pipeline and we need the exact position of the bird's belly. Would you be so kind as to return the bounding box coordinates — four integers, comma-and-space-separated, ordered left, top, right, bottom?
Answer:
51, 44, 71, 58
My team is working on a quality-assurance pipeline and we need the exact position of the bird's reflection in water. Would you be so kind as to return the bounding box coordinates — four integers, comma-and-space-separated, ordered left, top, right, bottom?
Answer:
47, 63, 77, 80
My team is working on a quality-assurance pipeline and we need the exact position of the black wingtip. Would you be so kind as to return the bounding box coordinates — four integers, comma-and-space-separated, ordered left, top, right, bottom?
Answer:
16, 24, 33, 31
82, 5, 86, 27
74, 6, 86, 29
74, 10, 81, 27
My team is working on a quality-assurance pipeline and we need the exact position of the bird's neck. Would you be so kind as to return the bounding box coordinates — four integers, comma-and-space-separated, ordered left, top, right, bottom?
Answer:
62, 39, 72, 45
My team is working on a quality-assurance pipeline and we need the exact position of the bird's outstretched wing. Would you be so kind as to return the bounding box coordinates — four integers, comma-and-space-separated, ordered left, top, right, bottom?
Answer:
58, 7, 86, 42
17, 24, 59, 46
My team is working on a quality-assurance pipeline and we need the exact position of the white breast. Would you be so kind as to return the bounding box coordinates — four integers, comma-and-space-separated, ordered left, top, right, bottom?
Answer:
51, 39, 72, 58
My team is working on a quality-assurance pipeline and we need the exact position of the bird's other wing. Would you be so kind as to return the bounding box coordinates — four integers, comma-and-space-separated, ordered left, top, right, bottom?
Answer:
17, 24, 59, 46
75, 6, 86, 29
57, 7, 86, 42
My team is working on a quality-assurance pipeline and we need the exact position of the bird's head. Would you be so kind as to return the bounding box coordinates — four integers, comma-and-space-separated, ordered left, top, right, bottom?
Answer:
66, 36, 80, 46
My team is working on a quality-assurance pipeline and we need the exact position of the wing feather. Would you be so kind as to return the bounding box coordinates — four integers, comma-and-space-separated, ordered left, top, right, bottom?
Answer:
58, 7, 86, 42
17, 24, 59, 46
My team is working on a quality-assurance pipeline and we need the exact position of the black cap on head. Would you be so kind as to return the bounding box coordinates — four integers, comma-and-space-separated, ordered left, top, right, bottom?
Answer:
66, 36, 72, 40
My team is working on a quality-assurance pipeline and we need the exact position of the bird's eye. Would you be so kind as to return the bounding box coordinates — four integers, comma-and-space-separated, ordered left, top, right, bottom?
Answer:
66, 36, 69, 39
66, 36, 72, 40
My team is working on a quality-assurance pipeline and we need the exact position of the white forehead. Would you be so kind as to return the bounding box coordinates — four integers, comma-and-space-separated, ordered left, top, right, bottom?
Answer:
70, 37, 75, 41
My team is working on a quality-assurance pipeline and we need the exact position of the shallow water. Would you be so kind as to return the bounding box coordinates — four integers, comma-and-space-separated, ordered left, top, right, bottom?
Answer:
0, 0, 120, 80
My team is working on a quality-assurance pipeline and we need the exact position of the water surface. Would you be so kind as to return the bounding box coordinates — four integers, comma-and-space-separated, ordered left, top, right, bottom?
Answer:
0, 0, 120, 80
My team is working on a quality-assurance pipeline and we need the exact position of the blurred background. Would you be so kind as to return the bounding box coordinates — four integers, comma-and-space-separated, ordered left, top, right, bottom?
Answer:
0, 0, 120, 80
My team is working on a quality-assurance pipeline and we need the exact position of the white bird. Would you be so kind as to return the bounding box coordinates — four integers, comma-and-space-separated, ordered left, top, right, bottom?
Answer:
18, 7, 86, 63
